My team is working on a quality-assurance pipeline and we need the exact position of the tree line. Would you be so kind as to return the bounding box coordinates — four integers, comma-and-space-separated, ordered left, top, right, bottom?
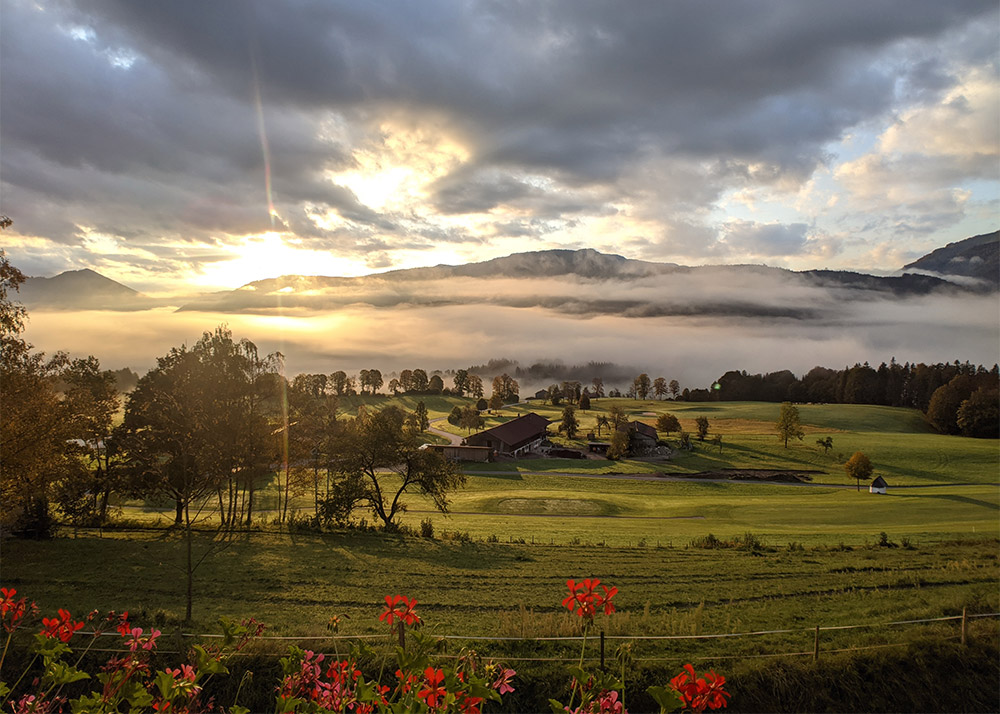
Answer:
708, 362, 998, 438
0, 251, 470, 545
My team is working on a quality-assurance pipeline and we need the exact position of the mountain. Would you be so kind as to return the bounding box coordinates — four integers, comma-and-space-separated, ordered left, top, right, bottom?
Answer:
19, 268, 151, 310
903, 230, 999, 287
175, 247, 964, 319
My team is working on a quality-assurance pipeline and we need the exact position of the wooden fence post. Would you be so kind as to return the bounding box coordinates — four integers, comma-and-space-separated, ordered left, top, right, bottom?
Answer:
961, 607, 967, 646
600, 630, 606, 671
813, 625, 820, 661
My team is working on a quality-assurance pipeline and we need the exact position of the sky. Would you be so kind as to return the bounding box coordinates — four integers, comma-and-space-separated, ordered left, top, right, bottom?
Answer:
1, 0, 998, 295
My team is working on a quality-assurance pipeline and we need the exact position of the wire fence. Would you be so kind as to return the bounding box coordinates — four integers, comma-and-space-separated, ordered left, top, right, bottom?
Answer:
75, 612, 998, 664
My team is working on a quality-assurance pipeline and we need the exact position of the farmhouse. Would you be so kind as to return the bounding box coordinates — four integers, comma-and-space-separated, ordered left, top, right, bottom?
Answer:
869, 475, 888, 494
618, 420, 658, 455
466, 412, 550, 457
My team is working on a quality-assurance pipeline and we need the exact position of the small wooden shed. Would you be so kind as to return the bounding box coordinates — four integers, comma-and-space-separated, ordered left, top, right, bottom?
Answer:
869, 475, 888, 494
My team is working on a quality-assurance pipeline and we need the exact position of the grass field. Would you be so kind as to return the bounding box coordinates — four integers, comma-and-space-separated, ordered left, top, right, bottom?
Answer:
102, 399, 999, 546
2, 399, 997, 710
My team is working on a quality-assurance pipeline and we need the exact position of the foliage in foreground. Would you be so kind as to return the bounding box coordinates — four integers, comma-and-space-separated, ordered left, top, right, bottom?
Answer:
0, 583, 730, 714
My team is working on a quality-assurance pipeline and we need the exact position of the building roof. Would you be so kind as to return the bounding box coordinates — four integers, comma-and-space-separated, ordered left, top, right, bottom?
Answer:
469, 412, 550, 451
871, 475, 888, 488
619, 420, 657, 439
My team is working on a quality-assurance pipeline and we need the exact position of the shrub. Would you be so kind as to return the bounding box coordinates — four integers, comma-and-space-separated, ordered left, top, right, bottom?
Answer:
690, 533, 723, 549
419, 517, 435, 539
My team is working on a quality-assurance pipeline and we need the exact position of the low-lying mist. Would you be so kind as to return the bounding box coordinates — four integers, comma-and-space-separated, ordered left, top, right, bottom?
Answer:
21, 287, 999, 388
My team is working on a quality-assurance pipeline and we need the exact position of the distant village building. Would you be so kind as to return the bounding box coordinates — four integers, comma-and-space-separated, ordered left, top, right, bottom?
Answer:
466, 412, 550, 457
619, 420, 658, 455
869, 475, 888, 494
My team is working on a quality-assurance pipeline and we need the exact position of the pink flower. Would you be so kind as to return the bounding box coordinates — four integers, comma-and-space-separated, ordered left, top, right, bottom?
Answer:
124, 626, 160, 652
492, 667, 516, 695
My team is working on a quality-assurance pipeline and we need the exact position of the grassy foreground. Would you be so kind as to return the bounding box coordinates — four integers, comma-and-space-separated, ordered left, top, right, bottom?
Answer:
3, 400, 997, 710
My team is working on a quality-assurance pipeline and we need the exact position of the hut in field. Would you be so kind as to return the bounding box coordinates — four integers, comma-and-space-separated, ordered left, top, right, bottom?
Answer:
869, 475, 888, 494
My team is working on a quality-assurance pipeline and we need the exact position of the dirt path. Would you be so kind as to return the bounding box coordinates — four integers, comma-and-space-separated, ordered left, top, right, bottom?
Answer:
428, 417, 463, 445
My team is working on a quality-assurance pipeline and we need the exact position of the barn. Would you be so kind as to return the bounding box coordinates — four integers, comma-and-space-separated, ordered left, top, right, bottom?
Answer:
869, 475, 888, 494
466, 412, 550, 457
617, 420, 658, 455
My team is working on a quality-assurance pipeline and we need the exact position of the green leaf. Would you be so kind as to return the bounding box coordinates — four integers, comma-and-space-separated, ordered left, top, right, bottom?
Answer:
549, 698, 568, 713
567, 665, 589, 684
275, 695, 307, 713
33, 633, 70, 658
42, 660, 90, 687
230, 707, 250, 714
69, 692, 104, 714
126, 682, 154, 710
192, 644, 228, 675
154, 669, 177, 699
647, 684, 685, 713
0, 682, 9, 701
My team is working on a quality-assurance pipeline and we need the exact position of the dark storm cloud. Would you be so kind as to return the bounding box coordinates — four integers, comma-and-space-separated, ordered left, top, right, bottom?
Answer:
1, 0, 995, 273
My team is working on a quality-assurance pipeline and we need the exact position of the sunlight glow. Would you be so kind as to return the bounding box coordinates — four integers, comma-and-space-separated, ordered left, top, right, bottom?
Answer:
193, 233, 367, 289
327, 121, 469, 212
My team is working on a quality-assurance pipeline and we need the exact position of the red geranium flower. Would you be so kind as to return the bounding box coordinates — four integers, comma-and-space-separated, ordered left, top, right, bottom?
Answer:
417, 667, 447, 709
396, 668, 420, 694
563, 578, 616, 621
594, 584, 618, 615
380, 595, 421, 626
40, 608, 85, 643
0, 588, 33, 633
670, 664, 730, 712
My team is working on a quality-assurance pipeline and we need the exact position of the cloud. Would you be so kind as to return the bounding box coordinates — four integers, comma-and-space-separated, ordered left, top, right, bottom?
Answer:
20, 288, 999, 391
721, 221, 810, 257
1, 0, 997, 283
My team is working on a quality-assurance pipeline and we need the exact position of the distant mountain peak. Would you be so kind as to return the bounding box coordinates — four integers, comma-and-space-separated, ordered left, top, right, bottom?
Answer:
19, 267, 146, 310
903, 230, 999, 287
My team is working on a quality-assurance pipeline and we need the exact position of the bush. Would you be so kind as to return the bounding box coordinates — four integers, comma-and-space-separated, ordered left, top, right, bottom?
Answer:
877, 531, 897, 548
690, 533, 723, 549
419, 517, 435, 539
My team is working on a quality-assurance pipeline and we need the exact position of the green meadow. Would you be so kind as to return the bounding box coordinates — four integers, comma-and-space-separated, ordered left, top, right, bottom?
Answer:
2, 398, 997, 710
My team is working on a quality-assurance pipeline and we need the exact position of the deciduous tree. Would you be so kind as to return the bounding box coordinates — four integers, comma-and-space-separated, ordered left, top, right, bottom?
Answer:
459, 406, 484, 434
607, 429, 630, 460
332, 407, 466, 529
957, 387, 999, 438
695, 416, 709, 441
844, 451, 873, 492
412, 401, 430, 432
492, 373, 519, 403
560, 405, 580, 439
656, 413, 681, 436
467, 374, 485, 399
775, 402, 804, 448
608, 406, 628, 431
453, 369, 470, 396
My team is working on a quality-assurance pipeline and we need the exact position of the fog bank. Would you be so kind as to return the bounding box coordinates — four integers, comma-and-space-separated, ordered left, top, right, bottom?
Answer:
21, 290, 999, 388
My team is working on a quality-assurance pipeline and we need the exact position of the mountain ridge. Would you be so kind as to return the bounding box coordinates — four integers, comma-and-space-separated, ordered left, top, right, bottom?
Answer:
17, 233, 996, 314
